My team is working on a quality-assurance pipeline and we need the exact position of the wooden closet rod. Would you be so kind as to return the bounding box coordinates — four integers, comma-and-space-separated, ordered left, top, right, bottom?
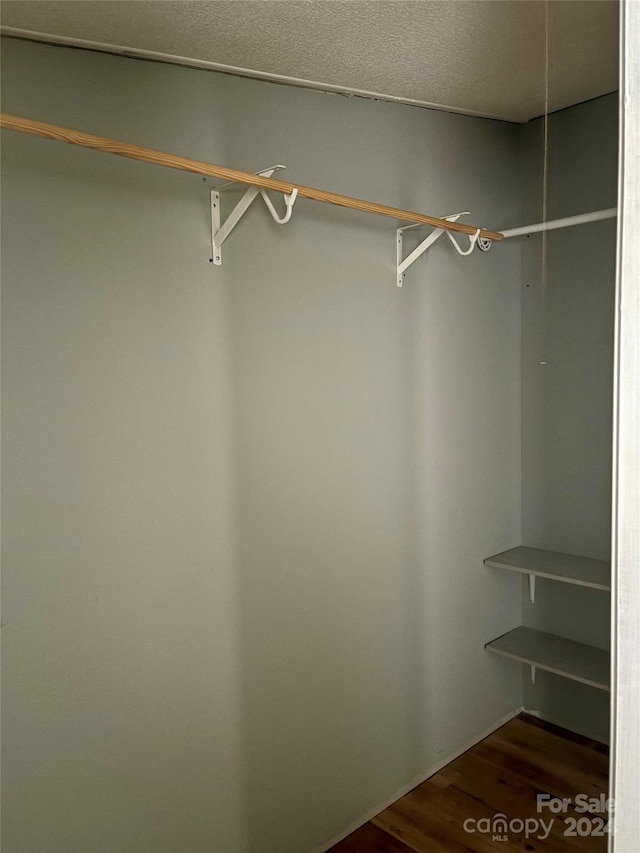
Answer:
0, 113, 503, 241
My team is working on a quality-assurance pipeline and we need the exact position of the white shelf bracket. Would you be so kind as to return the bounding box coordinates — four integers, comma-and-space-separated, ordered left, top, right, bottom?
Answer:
531, 664, 537, 685
210, 165, 295, 265
528, 573, 536, 604
396, 212, 490, 287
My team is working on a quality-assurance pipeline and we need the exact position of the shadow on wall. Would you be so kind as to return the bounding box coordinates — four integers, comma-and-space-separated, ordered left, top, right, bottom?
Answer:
228, 210, 431, 851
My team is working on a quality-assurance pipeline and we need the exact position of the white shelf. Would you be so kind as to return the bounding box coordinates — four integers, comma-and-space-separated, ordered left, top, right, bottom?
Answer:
486, 626, 610, 691
485, 546, 610, 601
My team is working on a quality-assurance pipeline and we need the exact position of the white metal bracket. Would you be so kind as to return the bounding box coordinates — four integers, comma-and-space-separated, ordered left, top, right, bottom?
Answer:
528, 573, 536, 604
210, 165, 297, 265
396, 213, 486, 287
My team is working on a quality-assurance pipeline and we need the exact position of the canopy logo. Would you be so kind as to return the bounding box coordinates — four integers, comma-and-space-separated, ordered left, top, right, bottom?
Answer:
463, 814, 554, 841
463, 796, 614, 841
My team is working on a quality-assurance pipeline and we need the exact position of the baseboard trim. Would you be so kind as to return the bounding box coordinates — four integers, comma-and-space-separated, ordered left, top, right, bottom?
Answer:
310, 706, 524, 853
522, 709, 609, 753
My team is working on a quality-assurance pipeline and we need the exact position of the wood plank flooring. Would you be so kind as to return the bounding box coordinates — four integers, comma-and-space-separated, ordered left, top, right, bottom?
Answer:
329, 715, 609, 853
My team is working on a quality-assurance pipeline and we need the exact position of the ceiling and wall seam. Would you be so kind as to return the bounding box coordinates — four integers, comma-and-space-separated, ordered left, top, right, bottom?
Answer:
0, 28, 519, 123
0, 0, 619, 124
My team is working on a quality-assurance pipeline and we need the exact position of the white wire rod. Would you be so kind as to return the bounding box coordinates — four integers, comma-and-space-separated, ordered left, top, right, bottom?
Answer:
500, 207, 617, 239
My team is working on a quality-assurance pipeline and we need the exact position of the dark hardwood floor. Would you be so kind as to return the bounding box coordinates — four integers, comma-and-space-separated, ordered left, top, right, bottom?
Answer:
329, 714, 609, 852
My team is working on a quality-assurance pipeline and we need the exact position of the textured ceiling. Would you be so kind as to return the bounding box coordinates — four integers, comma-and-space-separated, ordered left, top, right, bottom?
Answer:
1, 0, 619, 122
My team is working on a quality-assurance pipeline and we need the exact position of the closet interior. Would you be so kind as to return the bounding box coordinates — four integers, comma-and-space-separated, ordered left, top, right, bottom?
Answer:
0, 2, 619, 852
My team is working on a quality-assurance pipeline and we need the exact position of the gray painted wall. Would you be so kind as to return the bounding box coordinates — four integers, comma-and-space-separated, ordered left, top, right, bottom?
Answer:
519, 95, 617, 742
1, 39, 523, 853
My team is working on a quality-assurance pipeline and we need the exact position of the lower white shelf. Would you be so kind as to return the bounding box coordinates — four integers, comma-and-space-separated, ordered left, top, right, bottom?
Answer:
486, 626, 610, 692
